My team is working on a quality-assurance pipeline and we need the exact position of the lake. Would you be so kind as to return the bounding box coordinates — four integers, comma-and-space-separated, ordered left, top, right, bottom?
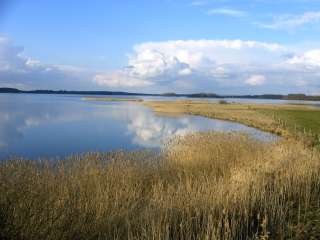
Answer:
0, 94, 278, 160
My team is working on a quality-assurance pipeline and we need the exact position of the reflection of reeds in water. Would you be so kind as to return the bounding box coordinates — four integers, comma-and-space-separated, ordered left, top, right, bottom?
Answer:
1, 133, 320, 239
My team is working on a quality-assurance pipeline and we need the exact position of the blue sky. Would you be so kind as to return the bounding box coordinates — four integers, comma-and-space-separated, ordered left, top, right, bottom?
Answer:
1, 0, 320, 94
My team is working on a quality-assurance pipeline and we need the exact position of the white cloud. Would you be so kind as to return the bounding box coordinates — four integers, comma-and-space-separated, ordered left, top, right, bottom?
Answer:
94, 39, 320, 94
95, 40, 285, 89
0, 37, 93, 90
258, 11, 320, 30
245, 75, 266, 86
287, 49, 320, 67
2, 36, 320, 94
190, 0, 208, 6
207, 8, 246, 17
94, 71, 153, 88
128, 48, 192, 79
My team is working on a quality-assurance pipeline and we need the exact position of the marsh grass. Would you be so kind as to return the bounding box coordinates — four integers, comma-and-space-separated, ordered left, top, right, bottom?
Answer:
144, 100, 320, 147
144, 101, 291, 136
1, 133, 320, 239
260, 109, 320, 147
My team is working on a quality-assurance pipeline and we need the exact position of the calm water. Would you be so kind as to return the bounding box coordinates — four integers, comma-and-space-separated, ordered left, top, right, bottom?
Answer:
0, 94, 277, 160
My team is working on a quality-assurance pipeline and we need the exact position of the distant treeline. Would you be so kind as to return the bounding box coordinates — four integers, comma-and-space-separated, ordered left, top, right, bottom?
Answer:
160, 92, 320, 101
1, 88, 320, 101
0, 88, 152, 96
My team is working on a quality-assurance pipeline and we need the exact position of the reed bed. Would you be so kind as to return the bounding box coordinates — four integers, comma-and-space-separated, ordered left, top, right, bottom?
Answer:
144, 101, 320, 141
1, 133, 320, 239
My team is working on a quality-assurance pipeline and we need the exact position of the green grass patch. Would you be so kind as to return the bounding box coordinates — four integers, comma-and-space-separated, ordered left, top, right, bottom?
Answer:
262, 109, 320, 134
259, 108, 320, 146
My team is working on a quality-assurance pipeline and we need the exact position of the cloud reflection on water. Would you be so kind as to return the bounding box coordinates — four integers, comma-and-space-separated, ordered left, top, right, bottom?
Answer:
0, 95, 276, 159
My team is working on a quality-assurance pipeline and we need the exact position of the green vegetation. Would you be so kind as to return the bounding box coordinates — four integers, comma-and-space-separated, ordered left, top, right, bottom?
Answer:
1, 100, 320, 239
284, 94, 320, 101
83, 97, 143, 102
262, 109, 320, 134
218, 99, 229, 104
256, 108, 320, 147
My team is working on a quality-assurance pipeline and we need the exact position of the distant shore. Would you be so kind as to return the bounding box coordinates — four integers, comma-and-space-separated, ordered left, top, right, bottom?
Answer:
1, 87, 320, 101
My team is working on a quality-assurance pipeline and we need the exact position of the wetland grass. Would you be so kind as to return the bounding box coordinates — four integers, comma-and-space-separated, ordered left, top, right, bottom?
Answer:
144, 100, 320, 146
1, 133, 320, 239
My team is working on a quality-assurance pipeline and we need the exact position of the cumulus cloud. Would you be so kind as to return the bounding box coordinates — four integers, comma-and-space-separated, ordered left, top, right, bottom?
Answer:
287, 49, 320, 67
128, 48, 193, 79
94, 71, 152, 88
94, 39, 320, 94
0, 37, 93, 90
257, 11, 320, 30
2, 36, 320, 94
245, 75, 266, 86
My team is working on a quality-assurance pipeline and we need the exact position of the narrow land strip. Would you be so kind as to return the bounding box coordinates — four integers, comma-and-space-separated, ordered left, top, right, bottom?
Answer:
143, 100, 320, 145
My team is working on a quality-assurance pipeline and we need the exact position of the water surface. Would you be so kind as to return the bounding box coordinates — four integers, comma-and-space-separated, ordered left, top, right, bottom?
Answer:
0, 94, 277, 160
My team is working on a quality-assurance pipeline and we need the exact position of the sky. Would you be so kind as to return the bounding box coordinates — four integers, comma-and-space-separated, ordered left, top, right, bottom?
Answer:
1, 0, 320, 94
